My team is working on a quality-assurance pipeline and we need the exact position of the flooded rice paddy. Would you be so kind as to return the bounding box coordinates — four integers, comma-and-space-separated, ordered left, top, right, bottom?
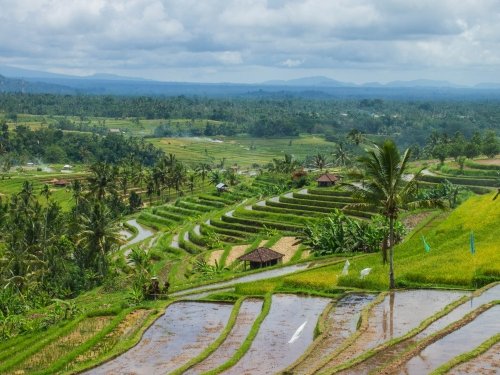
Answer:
337, 285, 498, 375
291, 293, 376, 374
399, 306, 500, 375
448, 341, 500, 375
185, 298, 263, 374
315, 289, 467, 372
86, 302, 233, 375
223, 294, 330, 374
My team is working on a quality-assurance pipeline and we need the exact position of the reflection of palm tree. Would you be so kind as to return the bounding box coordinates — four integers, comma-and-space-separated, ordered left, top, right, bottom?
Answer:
345, 140, 441, 289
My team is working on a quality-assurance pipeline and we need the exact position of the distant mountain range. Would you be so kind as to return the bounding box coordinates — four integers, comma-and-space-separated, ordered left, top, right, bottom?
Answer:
2, 65, 500, 98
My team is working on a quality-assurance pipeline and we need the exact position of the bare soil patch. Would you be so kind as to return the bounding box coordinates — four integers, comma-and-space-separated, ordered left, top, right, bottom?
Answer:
225, 245, 249, 266
208, 250, 224, 266
271, 236, 301, 263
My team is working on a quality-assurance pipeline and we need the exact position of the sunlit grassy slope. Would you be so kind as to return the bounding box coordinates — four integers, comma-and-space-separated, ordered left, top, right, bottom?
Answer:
283, 192, 500, 290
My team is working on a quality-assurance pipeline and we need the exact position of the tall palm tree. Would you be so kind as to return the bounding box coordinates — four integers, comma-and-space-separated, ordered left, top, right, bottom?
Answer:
312, 153, 328, 171
87, 162, 116, 200
332, 142, 351, 168
77, 202, 122, 277
345, 140, 440, 289
195, 162, 212, 184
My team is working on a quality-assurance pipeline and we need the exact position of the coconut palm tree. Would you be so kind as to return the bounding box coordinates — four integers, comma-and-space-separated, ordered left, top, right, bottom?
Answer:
332, 142, 351, 168
195, 162, 212, 184
77, 202, 122, 277
312, 153, 328, 171
345, 140, 441, 289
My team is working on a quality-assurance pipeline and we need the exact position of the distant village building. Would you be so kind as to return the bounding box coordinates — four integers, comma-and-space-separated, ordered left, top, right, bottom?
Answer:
316, 172, 340, 187
216, 182, 228, 192
237, 247, 284, 270
61, 164, 73, 172
109, 128, 121, 133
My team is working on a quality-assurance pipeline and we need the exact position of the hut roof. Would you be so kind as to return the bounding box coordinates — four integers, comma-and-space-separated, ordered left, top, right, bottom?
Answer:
238, 247, 284, 263
54, 179, 69, 186
316, 173, 340, 183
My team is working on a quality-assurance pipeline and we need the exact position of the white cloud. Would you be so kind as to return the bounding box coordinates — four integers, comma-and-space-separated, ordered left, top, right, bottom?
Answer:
0, 0, 500, 84
281, 59, 303, 67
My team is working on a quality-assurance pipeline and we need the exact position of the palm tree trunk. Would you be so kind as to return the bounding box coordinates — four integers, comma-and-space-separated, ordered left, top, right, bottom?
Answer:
389, 215, 395, 289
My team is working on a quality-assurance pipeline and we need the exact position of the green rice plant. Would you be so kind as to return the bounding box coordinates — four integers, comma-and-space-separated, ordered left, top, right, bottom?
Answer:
431, 333, 500, 375
4, 315, 113, 374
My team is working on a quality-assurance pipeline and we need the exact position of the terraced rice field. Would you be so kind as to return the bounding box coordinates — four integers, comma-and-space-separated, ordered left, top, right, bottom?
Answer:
178, 187, 374, 256
184, 298, 263, 374
223, 294, 330, 374
86, 302, 233, 374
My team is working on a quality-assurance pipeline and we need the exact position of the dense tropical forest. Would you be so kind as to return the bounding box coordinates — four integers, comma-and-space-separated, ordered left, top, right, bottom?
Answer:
0, 92, 499, 374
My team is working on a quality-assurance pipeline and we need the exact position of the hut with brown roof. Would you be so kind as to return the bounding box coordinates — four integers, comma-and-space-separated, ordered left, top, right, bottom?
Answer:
237, 247, 284, 270
316, 172, 340, 187
53, 179, 69, 187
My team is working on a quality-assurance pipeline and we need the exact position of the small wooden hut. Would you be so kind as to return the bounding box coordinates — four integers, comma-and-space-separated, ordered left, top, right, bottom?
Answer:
238, 247, 284, 270
316, 173, 340, 187
53, 179, 69, 187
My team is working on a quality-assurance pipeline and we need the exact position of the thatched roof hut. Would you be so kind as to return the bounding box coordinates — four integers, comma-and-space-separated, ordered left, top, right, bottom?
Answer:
238, 247, 284, 270
316, 173, 340, 187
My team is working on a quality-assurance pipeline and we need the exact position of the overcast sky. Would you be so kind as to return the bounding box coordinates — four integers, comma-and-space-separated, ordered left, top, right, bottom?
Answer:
1, 0, 500, 84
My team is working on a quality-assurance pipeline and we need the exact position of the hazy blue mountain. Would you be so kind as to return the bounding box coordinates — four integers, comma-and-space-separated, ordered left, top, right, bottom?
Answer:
0, 74, 76, 94
263, 76, 354, 87
383, 79, 465, 88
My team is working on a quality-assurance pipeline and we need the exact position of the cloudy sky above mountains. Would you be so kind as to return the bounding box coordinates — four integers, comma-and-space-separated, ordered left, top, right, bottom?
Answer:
1, 0, 500, 84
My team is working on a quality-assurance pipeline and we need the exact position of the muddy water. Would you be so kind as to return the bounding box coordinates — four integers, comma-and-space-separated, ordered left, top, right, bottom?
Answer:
292, 294, 376, 374
223, 294, 330, 375
320, 290, 466, 372
448, 341, 500, 375
86, 302, 233, 375
185, 299, 263, 374
399, 306, 500, 375
341, 285, 499, 375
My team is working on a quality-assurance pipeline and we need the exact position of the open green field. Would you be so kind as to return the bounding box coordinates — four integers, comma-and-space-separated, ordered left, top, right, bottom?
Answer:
150, 134, 335, 168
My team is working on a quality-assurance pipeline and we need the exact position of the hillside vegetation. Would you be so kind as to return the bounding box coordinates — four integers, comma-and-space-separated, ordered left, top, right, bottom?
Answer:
260, 192, 500, 292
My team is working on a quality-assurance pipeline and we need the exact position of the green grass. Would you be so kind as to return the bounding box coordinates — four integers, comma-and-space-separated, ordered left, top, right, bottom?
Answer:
150, 134, 335, 168
283, 192, 500, 290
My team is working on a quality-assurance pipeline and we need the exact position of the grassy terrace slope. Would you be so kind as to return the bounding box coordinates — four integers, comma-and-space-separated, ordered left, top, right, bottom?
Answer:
255, 192, 500, 292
